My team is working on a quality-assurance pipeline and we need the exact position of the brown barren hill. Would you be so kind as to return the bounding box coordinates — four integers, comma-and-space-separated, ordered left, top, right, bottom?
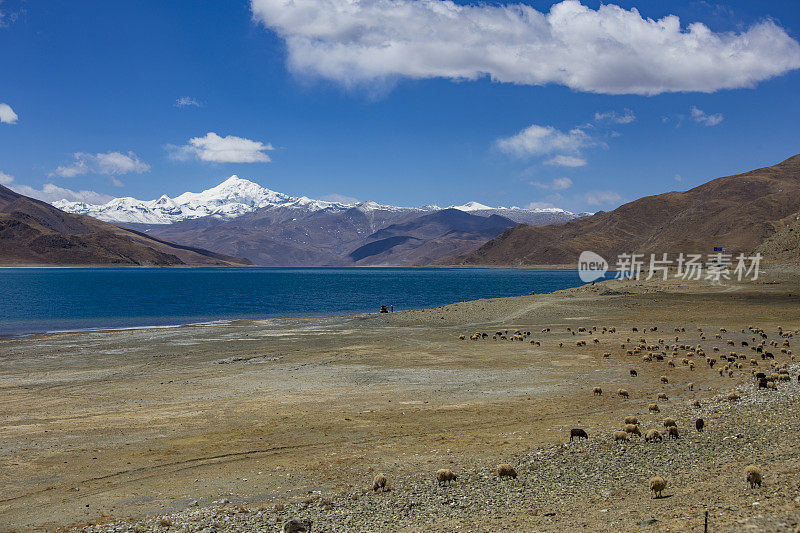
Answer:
442, 153, 800, 266
0, 185, 252, 266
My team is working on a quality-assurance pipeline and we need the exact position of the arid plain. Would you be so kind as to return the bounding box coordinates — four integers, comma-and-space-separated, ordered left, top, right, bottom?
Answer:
2, 269, 800, 532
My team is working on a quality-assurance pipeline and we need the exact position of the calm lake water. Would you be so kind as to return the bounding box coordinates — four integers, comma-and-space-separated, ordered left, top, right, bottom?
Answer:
0, 267, 610, 335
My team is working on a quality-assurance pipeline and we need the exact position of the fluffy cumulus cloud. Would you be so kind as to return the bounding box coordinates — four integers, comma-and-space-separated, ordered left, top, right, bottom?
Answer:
0, 103, 18, 124
594, 109, 636, 124
174, 96, 202, 108
250, 0, 800, 94
585, 190, 622, 206
10, 183, 114, 204
168, 132, 274, 163
0, 170, 14, 185
544, 155, 586, 167
49, 151, 150, 178
690, 106, 724, 126
496, 124, 590, 157
531, 177, 573, 190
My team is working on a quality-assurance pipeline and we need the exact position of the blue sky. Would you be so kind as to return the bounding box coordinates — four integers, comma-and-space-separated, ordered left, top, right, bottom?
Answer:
1, 0, 799, 212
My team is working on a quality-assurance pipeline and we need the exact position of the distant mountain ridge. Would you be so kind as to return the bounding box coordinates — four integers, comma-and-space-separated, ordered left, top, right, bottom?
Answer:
441, 154, 800, 266
52, 175, 585, 226
0, 184, 252, 266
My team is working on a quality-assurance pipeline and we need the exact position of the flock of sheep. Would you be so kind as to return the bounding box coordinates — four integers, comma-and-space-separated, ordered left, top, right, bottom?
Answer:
452, 322, 797, 499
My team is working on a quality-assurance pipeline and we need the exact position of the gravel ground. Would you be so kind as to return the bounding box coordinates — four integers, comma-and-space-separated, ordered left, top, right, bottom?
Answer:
77, 373, 800, 533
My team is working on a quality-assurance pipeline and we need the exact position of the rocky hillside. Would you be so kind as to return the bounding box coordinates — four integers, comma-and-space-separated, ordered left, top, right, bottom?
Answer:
443, 154, 800, 266
0, 185, 252, 266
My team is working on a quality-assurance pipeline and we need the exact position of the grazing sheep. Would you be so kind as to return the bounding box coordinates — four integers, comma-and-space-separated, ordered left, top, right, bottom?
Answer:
625, 424, 642, 437
667, 426, 680, 439
693, 399, 701, 408
614, 431, 629, 442
624, 416, 639, 425
630, 369, 638, 376
603, 352, 611, 358
663, 418, 677, 428
696, 418, 704, 432
436, 469, 457, 485
458, 335, 465, 340
497, 464, 517, 479
649, 476, 667, 498
660, 376, 669, 384
745, 465, 762, 488
618, 388, 629, 399
658, 393, 669, 401
728, 392, 741, 401
593, 386, 603, 396
282, 519, 313, 533
645, 429, 662, 442
688, 382, 695, 391
373, 474, 388, 492
668, 361, 676, 368
570, 428, 589, 441
648, 403, 660, 412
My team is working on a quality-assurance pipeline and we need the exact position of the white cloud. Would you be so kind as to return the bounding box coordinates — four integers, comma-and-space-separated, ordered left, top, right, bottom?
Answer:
0, 171, 14, 185
531, 177, 573, 190
585, 190, 622, 206
111, 177, 125, 187
690, 106, 724, 126
320, 193, 359, 204
496, 124, 590, 157
594, 109, 636, 124
674, 174, 682, 182
168, 132, 274, 163
49, 151, 150, 177
544, 155, 587, 167
251, 0, 800, 95
175, 96, 203, 108
10, 183, 114, 204
526, 201, 558, 210
0, 103, 18, 124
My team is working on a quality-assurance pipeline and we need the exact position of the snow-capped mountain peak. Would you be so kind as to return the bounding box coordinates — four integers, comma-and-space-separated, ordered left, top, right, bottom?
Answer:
52, 175, 584, 226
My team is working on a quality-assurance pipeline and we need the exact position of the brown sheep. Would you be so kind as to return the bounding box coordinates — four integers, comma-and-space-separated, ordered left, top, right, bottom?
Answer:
658, 392, 669, 401
663, 418, 677, 428
373, 474, 388, 492
648, 403, 660, 412
625, 424, 641, 437
618, 388, 629, 399
614, 430, 629, 442
660, 376, 669, 384
624, 416, 638, 425
745, 465, 762, 488
436, 469, 457, 485
645, 429, 662, 442
649, 476, 667, 498
593, 386, 603, 396
667, 426, 680, 439
728, 392, 741, 401
497, 464, 517, 479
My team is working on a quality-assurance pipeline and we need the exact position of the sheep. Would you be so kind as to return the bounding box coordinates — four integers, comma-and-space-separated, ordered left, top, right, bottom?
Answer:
593, 386, 603, 396
436, 469, 457, 485
728, 392, 741, 401
696, 418, 704, 432
649, 476, 667, 498
648, 403, 660, 412
645, 429, 662, 442
614, 431, 629, 442
693, 399, 701, 408
658, 392, 669, 401
660, 376, 669, 384
497, 464, 517, 479
630, 369, 638, 377
570, 428, 588, 441
602, 352, 611, 358
688, 382, 695, 391
668, 361, 676, 368
282, 519, 313, 533
663, 418, 677, 428
458, 335, 465, 340
667, 426, 680, 439
625, 424, 642, 437
373, 474, 388, 492
618, 388, 629, 399
745, 465, 762, 488
624, 416, 639, 425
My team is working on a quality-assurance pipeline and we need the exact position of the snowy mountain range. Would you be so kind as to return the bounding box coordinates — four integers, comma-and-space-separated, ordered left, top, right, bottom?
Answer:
52, 176, 585, 225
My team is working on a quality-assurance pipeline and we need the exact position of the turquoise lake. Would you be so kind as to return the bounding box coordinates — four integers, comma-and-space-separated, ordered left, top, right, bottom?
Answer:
0, 267, 610, 335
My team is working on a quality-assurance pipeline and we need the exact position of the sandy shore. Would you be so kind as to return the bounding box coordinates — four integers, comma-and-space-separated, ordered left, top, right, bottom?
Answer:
1, 269, 799, 531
